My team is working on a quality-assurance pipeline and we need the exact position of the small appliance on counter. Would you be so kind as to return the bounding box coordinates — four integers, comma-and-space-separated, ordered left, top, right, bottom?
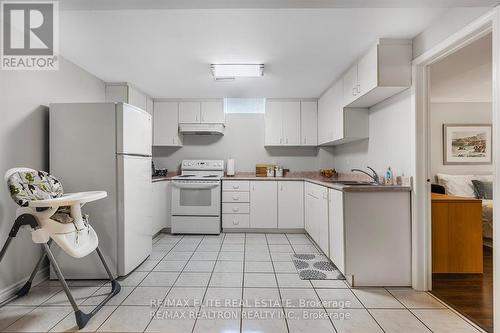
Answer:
226, 158, 235, 176
256, 164, 275, 177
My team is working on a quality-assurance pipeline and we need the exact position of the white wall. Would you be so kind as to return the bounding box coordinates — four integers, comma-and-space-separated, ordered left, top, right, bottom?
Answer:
412, 7, 492, 59
332, 89, 413, 177
0, 58, 105, 297
430, 103, 492, 177
153, 113, 335, 172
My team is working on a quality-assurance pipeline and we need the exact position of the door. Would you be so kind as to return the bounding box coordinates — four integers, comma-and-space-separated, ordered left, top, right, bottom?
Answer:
250, 181, 277, 228
343, 64, 358, 106
153, 101, 181, 146
201, 100, 225, 123
171, 180, 221, 216
300, 101, 318, 145
305, 182, 319, 242
278, 181, 304, 228
152, 181, 169, 234
178, 101, 201, 123
265, 100, 283, 145
117, 103, 152, 156
357, 44, 378, 96
318, 186, 329, 256
329, 189, 345, 274
282, 101, 301, 145
118, 155, 152, 275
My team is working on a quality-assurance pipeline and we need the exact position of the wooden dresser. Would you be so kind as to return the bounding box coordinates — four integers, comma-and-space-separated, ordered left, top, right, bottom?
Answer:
432, 193, 483, 273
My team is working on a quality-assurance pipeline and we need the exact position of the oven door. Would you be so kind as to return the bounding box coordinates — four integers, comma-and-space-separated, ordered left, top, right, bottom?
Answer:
171, 180, 221, 216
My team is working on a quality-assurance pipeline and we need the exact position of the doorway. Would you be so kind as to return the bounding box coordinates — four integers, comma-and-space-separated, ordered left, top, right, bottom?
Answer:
427, 33, 493, 332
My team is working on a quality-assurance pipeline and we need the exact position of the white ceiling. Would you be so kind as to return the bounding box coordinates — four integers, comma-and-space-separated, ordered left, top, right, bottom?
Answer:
58, 6, 490, 98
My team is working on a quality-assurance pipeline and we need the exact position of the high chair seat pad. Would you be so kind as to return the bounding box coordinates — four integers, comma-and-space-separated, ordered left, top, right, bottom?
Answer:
7, 170, 63, 207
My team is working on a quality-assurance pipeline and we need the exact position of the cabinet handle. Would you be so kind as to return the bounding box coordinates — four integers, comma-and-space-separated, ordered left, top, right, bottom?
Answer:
286, 138, 289, 144
352, 87, 357, 96
357, 84, 361, 93
233, 220, 239, 225
233, 196, 239, 201
201, 114, 204, 122
196, 114, 199, 122
280, 138, 283, 144
233, 207, 239, 212
232, 185, 239, 189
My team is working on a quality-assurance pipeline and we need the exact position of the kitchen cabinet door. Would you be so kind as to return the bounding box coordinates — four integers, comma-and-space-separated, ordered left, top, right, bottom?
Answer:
357, 44, 378, 97
317, 186, 330, 256
250, 181, 278, 228
304, 182, 319, 243
201, 100, 225, 123
331, 81, 345, 142
153, 101, 182, 146
152, 181, 170, 235
178, 101, 201, 123
278, 181, 304, 229
265, 100, 283, 145
282, 101, 301, 145
328, 189, 344, 274
146, 96, 154, 116
300, 101, 317, 146
343, 65, 358, 106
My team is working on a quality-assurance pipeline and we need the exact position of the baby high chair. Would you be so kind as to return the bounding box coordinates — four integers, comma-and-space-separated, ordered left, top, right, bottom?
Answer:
0, 168, 121, 329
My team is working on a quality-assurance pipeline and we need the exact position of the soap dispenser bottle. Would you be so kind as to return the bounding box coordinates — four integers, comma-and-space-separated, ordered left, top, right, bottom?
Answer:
385, 167, 393, 185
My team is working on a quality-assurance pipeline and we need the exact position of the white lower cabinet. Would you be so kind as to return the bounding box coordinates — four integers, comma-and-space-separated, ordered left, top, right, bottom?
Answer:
328, 189, 345, 274
304, 182, 329, 256
222, 180, 250, 229
152, 180, 171, 234
278, 181, 304, 229
250, 181, 278, 228
223, 214, 250, 228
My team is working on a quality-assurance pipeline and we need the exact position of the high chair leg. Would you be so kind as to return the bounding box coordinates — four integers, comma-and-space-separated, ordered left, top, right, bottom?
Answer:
43, 243, 121, 329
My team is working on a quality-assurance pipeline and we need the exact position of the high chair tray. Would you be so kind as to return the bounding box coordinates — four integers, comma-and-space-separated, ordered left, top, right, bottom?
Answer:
28, 191, 107, 207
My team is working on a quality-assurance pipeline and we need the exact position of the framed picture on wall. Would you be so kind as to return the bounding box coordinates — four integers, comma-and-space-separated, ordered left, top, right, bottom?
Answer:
443, 124, 492, 165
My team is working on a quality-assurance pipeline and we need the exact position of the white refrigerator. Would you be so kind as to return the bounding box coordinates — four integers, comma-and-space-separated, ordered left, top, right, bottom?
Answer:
49, 102, 152, 278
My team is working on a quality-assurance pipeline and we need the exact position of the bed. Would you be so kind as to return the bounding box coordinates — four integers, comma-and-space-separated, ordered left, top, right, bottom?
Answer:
436, 173, 494, 244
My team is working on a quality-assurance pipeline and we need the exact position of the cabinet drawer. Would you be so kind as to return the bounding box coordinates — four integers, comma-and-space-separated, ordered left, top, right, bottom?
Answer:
223, 203, 250, 214
223, 181, 250, 192
223, 214, 250, 228
222, 191, 250, 203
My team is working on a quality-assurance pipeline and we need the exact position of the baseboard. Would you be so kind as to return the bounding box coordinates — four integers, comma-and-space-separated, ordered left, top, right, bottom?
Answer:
223, 228, 305, 233
0, 265, 49, 303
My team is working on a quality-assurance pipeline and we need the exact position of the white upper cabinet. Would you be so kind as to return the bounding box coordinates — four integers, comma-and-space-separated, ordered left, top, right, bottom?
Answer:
282, 101, 301, 145
265, 100, 283, 145
178, 101, 201, 123
153, 101, 182, 146
105, 83, 151, 113
178, 100, 225, 124
265, 99, 317, 146
318, 80, 368, 146
201, 101, 225, 123
146, 96, 154, 116
343, 39, 412, 108
300, 101, 317, 146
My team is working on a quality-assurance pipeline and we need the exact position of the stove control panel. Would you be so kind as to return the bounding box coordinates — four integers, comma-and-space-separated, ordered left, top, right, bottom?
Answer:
181, 160, 224, 171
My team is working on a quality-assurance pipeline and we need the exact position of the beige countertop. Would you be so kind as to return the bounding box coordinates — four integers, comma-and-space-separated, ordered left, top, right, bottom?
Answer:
152, 171, 178, 182
222, 172, 412, 192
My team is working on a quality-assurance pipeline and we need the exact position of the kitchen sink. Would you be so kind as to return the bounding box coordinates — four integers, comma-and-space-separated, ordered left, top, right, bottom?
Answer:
329, 180, 378, 186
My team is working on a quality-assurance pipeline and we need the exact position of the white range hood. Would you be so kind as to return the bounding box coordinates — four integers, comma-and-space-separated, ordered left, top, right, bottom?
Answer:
179, 123, 225, 135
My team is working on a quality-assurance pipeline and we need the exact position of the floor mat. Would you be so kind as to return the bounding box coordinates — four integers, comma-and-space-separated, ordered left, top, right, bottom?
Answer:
292, 253, 345, 280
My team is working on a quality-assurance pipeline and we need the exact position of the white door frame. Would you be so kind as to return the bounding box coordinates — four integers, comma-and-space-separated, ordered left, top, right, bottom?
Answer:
411, 6, 500, 330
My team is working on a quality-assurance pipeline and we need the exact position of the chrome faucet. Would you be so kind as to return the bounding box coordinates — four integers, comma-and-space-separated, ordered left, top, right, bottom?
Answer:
351, 166, 379, 184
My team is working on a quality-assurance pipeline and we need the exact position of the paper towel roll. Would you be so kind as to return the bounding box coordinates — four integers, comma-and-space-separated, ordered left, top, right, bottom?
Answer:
227, 159, 235, 176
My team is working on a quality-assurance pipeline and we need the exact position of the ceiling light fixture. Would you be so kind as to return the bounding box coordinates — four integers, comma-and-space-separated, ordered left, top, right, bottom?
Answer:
210, 64, 264, 79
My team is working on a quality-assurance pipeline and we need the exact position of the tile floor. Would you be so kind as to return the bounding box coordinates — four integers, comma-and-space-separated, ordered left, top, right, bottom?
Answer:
0, 233, 485, 333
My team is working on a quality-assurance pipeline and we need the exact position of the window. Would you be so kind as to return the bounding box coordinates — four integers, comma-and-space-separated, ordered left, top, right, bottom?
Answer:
224, 98, 265, 114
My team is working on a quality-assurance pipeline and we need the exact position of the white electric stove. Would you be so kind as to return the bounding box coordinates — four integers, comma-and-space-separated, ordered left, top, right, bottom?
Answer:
171, 160, 224, 234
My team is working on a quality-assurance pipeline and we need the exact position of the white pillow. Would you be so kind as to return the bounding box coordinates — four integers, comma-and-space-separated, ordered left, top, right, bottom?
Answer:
436, 173, 494, 197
